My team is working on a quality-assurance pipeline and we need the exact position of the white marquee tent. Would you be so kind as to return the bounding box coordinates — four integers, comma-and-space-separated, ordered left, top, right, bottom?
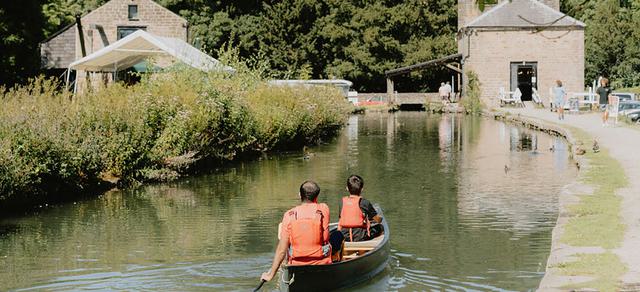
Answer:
68, 30, 233, 73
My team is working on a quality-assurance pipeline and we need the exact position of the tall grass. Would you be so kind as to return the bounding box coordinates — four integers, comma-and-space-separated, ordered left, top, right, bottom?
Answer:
0, 65, 349, 209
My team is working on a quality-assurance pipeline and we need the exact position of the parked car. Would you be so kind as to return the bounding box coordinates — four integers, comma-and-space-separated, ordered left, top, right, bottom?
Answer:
354, 95, 386, 106
617, 101, 640, 116
625, 109, 640, 123
612, 92, 636, 102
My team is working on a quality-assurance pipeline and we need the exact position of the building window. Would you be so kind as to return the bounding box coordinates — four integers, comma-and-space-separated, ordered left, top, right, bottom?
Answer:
117, 26, 146, 39
128, 5, 138, 20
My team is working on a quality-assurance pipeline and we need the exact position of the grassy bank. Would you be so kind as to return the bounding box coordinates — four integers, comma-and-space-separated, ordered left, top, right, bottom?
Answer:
0, 67, 350, 211
490, 112, 628, 290
617, 87, 640, 95
555, 127, 628, 291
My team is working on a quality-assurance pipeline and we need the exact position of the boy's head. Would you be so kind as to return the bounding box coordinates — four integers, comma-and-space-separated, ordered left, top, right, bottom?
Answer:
299, 180, 320, 202
346, 175, 364, 195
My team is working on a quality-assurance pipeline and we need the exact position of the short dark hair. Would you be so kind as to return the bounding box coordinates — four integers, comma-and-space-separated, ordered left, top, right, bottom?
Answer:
347, 175, 364, 195
299, 180, 320, 202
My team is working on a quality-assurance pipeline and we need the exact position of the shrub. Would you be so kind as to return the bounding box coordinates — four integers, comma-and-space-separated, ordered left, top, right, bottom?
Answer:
462, 70, 484, 114
0, 64, 349, 209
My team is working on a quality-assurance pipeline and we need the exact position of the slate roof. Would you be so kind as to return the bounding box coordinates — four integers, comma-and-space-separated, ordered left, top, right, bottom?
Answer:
464, 0, 585, 29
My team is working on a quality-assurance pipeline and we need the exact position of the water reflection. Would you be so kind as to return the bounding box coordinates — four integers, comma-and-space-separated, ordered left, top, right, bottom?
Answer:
510, 128, 538, 152
0, 113, 575, 291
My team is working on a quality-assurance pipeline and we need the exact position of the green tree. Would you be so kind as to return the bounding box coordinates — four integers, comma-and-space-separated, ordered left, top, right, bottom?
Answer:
0, 0, 45, 87
563, 0, 640, 88
41, 0, 106, 38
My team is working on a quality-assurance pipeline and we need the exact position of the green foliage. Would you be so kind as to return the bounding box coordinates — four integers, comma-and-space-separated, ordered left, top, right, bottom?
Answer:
562, 146, 626, 249
3, 0, 456, 90
0, 1, 45, 86
461, 70, 483, 114
247, 84, 348, 150
5, 0, 640, 90
41, 0, 106, 38
553, 127, 627, 291
0, 66, 349, 207
557, 252, 626, 291
617, 87, 640, 95
476, 0, 498, 12
128, 0, 458, 92
563, 0, 640, 88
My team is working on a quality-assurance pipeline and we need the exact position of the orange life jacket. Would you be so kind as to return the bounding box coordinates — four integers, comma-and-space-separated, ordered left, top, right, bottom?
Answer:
338, 196, 370, 241
288, 204, 329, 262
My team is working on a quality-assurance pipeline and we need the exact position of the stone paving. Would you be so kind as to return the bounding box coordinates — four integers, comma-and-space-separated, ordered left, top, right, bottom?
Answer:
502, 107, 640, 289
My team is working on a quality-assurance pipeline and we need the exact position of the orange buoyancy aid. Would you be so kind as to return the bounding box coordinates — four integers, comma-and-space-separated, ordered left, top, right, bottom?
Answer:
288, 205, 330, 262
338, 196, 370, 241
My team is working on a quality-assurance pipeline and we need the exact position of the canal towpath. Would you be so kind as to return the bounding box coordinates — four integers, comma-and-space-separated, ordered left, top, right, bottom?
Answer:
499, 106, 640, 290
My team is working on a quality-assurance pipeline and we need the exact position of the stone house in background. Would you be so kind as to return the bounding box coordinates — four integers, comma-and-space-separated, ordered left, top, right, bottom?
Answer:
457, 0, 585, 106
40, 0, 188, 75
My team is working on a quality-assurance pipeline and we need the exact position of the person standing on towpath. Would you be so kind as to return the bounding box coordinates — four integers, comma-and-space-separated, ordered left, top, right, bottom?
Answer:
553, 80, 567, 121
596, 77, 613, 126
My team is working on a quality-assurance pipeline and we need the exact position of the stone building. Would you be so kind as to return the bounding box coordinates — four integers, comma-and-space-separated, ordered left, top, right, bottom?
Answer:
457, 0, 585, 105
40, 0, 187, 71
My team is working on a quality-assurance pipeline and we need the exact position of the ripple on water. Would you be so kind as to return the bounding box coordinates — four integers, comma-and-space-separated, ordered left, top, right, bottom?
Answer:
16, 256, 273, 291
0, 113, 575, 292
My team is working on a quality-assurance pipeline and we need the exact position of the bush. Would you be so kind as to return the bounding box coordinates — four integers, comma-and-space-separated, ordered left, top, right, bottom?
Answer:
461, 70, 484, 114
0, 65, 349, 209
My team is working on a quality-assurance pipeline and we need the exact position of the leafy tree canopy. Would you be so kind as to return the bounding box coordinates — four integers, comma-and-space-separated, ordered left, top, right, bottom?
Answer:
2, 0, 640, 90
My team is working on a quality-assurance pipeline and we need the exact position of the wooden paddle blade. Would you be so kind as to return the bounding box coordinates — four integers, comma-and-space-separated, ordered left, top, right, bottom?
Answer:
253, 280, 266, 292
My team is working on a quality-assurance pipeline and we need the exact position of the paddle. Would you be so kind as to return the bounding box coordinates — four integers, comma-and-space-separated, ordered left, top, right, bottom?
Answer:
253, 280, 266, 291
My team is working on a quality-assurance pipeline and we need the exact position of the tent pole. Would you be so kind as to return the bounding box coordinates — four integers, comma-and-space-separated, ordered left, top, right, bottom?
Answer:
73, 70, 78, 96
65, 68, 71, 91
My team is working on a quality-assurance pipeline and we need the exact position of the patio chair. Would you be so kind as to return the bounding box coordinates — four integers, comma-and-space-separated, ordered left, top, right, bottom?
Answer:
532, 88, 544, 107
513, 88, 525, 108
499, 87, 516, 107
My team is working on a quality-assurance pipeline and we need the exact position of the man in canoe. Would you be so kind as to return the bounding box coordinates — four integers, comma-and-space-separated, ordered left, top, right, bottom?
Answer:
261, 180, 343, 282
338, 175, 383, 242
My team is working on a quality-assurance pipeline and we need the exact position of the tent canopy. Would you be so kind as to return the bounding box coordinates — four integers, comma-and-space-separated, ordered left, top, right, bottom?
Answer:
69, 30, 234, 73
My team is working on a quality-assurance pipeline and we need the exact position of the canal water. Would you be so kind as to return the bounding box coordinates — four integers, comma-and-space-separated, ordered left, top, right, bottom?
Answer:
0, 112, 576, 291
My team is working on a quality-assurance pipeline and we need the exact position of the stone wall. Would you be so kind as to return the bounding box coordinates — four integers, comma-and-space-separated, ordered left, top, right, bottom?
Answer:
462, 29, 584, 107
40, 0, 187, 69
41, 26, 76, 69
79, 0, 187, 59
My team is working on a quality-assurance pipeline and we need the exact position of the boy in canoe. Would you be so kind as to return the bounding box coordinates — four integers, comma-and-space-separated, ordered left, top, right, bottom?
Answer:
261, 181, 344, 282
338, 175, 383, 242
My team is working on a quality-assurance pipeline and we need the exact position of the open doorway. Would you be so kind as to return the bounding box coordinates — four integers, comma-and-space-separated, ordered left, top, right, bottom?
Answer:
510, 62, 537, 101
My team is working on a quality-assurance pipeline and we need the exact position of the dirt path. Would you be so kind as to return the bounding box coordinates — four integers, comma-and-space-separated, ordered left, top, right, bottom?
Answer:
501, 108, 640, 290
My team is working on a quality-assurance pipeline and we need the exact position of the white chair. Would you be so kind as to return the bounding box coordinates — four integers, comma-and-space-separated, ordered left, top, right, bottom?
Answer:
532, 88, 544, 107
499, 87, 525, 108
513, 88, 525, 108
499, 87, 516, 106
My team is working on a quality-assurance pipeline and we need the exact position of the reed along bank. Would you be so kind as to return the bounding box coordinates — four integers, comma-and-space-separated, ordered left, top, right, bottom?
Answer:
0, 69, 350, 213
